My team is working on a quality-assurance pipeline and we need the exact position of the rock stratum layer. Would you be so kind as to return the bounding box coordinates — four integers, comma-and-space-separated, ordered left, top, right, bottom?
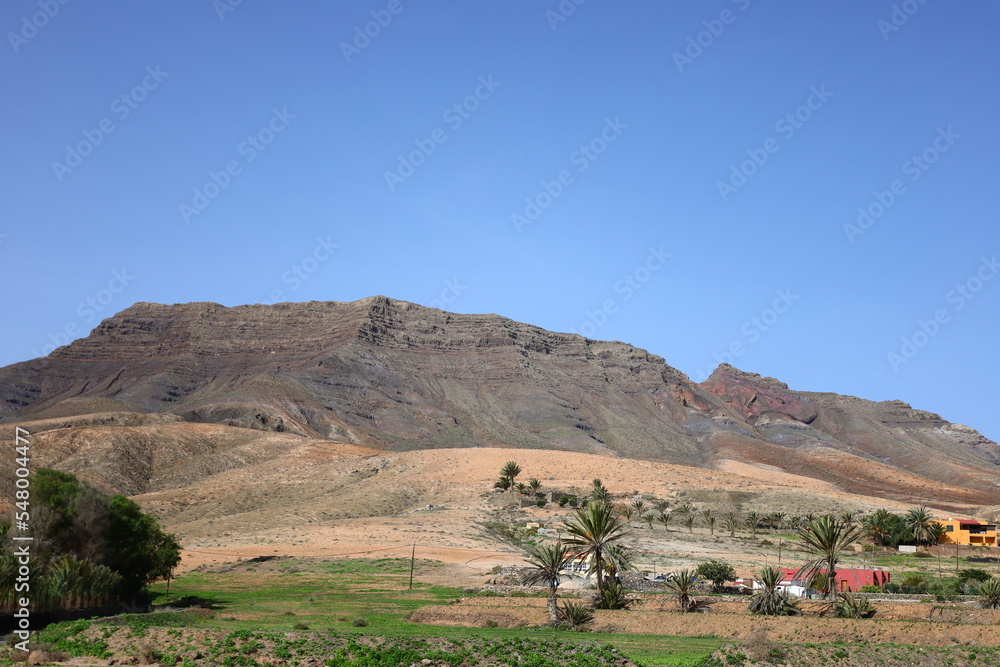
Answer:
1, 297, 997, 511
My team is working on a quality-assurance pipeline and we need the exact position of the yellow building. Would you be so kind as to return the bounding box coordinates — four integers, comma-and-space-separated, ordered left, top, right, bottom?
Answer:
934, 519, 998, 546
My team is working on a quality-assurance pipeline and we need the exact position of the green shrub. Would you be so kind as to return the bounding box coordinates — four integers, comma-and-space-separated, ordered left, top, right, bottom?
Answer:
914, 550, 933, 558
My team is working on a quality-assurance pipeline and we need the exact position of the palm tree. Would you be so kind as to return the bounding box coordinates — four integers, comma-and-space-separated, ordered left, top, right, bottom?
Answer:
591, 480, 611, 504
515, 482, 528, 495
745, 511, 762, 539
906, 507, 936, 547
528, 478, 542, 495
493, 476, 512, 492
654, 500, 670, 513
796, 515, 864, 600
631, 499, 646, 515
562, 502, 629, 597
682, 515, 696, 533
666, 569, 699, 612
722, 511, 740, 538
620, 506, 634, 522
501, 461, 522, 492
523, 542, 574, 624
863, 509, 892, 548
769, 512, 787, 533
672, 503, 695, 517
749, 566, 799, 616
643, 513, 656, 529
701, 509, 716, 536
657, 512, 672, 531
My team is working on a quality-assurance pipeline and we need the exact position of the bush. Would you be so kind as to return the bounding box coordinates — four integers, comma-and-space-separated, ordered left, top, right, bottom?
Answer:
859, 585, 880, 593
536, 499, 546, 507
833, 593, 876, 619
959, 568, 993, 584
351, 618, 368, 627
292, 622, 310, 631
559, 497, 569, 507
914, 550, 933, 558
596, 583, 630, 610
558, 601, 595, 631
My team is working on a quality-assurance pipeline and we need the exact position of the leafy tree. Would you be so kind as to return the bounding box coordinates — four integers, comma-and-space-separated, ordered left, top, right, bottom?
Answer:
103, 495, 181, 594
796, 514, 864, 600
7, 469, 180, 600
666, 569, 699, 612
748, 566, 800, 616
523, 542, 573, 624
500, 461, 522, 492
696, 560, 736, 592
562, 502, 629, 600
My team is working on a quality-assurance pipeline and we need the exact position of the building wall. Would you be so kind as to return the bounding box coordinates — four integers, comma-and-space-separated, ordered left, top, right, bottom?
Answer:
934, 519, 998, 546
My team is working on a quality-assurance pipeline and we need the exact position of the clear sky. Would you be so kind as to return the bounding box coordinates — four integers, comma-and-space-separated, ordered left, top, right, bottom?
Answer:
2, 1, 998, 443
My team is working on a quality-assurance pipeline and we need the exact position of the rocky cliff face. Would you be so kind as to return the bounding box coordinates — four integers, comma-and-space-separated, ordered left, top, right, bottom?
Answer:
1, 297, 997, 505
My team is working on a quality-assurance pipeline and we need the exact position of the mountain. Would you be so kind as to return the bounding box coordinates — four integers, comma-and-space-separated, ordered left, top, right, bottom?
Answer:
1, 296, 997, 510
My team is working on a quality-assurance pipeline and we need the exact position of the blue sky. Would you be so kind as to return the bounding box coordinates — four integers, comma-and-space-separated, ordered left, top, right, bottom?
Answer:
2, 1, 998, 443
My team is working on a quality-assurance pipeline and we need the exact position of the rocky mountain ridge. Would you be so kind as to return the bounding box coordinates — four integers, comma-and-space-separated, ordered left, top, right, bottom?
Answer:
1, 297, 997, 508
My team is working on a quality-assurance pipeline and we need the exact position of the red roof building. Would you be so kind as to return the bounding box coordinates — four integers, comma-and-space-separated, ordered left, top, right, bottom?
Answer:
777, 567, 890, 593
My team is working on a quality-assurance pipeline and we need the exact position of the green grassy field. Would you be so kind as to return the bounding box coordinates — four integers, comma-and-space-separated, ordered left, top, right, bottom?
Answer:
142, 557, 721, 666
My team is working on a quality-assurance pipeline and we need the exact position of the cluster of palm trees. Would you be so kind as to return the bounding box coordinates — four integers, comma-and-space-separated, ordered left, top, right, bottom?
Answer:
523, 497, 632, 624
493, 461, 542, 497
0, 554, 123, 612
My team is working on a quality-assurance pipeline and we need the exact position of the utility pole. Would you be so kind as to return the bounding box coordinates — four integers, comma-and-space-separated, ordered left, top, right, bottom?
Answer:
409, 544, 416, 590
